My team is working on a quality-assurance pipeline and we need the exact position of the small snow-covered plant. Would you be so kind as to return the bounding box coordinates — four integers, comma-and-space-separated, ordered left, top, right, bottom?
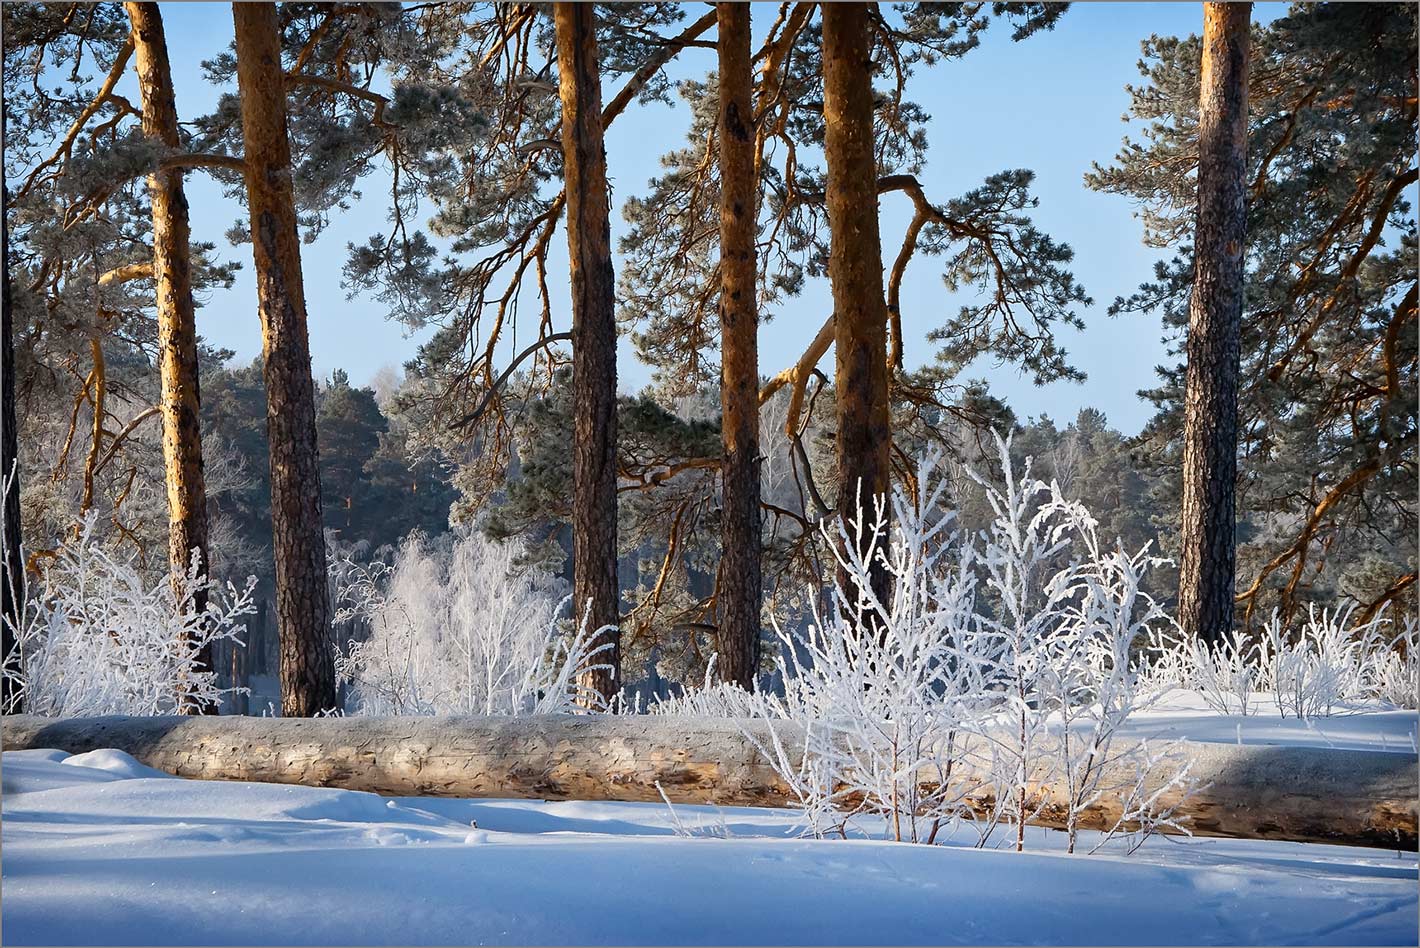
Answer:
2, 513, 255, 715
648, 658, 765, 718
667, 453, 1002, 843
1368, 615, 1418, 710
332, 530, 613, 715
1090, 739, 1197, 855
1038, 496, 1192, 853
1259, 602, 1392, 719
966, 433, 1079, 852
1181, 628, 1264, 716
772, 461, 1000, 843
1149, 599, 1414, 718
654, 781, 735, 839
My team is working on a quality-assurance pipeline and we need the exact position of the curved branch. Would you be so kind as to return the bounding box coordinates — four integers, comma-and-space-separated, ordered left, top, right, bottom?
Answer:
1357, 572, 1417, 626
97, 262, 154, 286
451, 332, 571, 431
93, 405, 160, 477
19, 37, 135, 200
758, 313, 833, 437
286, 71, 396, 129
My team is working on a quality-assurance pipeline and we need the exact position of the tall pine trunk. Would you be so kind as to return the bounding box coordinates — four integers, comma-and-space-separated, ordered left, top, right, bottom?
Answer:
1179, 2, 1250, 646
822, 3, 892, 618
1, 86, 22, 713
715, 2, 761, 690
554, 2, 620, 705
232, 2, 336, 716
126, 2, 216, 713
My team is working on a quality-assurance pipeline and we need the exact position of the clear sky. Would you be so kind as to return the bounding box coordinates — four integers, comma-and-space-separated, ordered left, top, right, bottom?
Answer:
144, 2, 1289, 436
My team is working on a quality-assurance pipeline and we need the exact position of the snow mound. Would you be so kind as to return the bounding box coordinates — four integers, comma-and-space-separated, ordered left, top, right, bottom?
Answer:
4, 749, 73, 763
62, 749, 174, 780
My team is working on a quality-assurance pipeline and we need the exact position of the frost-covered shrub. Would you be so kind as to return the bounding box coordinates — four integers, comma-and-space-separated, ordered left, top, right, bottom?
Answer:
1178, 630, 1266, 716
659, 434, 1195, 853
1158, 601, 1417, 718
1259, 603, 1416, 718
1368, 616, 1418, 711
331, 530, 612, 715
2, 514, 255, 716
1039, 503, 1194, 853
654, 454, 1002, 842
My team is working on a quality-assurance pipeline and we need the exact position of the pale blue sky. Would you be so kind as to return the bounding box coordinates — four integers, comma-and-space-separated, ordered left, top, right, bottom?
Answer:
142, 2, 1289, 435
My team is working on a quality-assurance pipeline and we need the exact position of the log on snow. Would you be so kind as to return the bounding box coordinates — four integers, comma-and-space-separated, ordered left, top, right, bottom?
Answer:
3, 714, 1415, 850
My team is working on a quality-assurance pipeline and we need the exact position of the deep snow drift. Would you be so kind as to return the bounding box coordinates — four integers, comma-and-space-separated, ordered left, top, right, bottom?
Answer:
3, 737, 1416, 947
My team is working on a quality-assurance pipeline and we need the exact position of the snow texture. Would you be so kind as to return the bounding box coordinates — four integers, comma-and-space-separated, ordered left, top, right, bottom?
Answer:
2, 735, 1416, 947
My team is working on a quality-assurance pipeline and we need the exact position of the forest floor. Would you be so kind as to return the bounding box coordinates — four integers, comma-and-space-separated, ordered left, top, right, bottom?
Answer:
2, 703, 1417, 946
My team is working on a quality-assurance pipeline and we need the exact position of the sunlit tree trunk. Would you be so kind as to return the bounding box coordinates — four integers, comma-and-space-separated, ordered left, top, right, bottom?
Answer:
715, 2, 761, 690
822, 2, 892, 618
232, 2, 336, 716
554, 2, 620, 705
126, 2, 216, 713
1179, 2, 1250, 646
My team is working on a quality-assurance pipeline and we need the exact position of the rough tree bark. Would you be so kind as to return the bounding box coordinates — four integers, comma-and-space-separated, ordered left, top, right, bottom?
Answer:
126, 2, 216, 713
821, 3, 892, 616
4, 713, 1414, 850
1179, 3, 1250, 646
715, 2, 761, 690
232, 3, 336, 716
1, 87, 21, 713
554, 2, 620, 705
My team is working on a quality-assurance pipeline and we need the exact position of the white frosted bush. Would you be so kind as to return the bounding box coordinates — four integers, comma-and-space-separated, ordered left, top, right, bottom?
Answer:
2, 513, 255, 716
331, 530, 612, 715
659, 434, 1195, 853
1039, 503, 1193, 853
1161, 601, 1416, 718
1181, 630, 1266, 716
1368, 616, 1418, 710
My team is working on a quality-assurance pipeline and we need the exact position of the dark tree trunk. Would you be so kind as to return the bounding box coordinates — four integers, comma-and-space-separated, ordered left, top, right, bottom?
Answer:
715, 2, 761, 690
232, 3, 336, 717
821, 3, 892, 619
1179, 3, 1250, 646
126, 2, 216, 713
554, 2, 620, 705
1, 86, 22, 713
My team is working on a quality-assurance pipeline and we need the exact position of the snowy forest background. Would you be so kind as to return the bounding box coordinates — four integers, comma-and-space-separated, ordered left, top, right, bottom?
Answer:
2, 1, 1415, 717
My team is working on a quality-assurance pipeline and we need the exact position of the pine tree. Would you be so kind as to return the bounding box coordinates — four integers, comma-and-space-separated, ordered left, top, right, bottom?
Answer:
317, 370, 386, 540
232, 2, 335, 717
125, 2, 216, 708
554, 2, 620, 704
714, 2, 761, 689
615, 5, 1084, 649
1178, 3, 1251, 646
821, 2, 892, 617
1091, 4, 1415, 630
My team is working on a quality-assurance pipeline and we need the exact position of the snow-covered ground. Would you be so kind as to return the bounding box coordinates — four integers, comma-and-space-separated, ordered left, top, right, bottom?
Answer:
1119, 690, 1420, 754
3, 729, 1417, 947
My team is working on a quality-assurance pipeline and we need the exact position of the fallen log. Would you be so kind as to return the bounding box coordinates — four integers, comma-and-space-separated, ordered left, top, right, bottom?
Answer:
3, 713, 1415, 850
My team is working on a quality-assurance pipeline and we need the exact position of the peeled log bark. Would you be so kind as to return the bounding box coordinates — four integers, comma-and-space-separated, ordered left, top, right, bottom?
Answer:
3, 714, 1414, 850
